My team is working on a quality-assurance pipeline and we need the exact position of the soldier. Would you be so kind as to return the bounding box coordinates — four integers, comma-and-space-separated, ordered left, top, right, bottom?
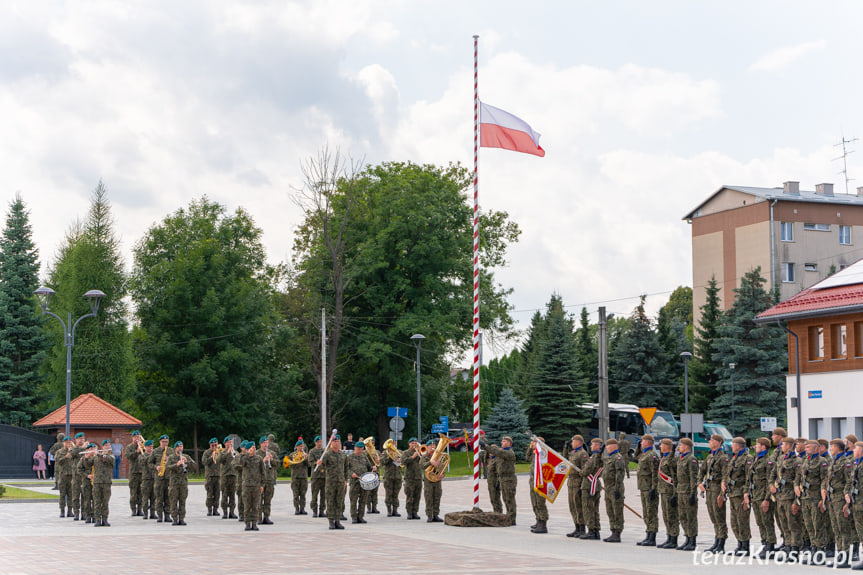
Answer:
675, 437, 699, 551
317, 434, 348, 529
483, 435, 518, 525
635, 434, 660, 546
421, 439, 444, 523
794, 437, 812, 551
69, 432, 87, 520
479, 435, 502, 514
91, 439, 114, 527
846, 441, 863, 570
259, 436, 277, 525
379, 438, 403, 517
824, 438, 855, 568
819, 438, 836, 558
698, 434, 730, 553
746, 437, 777, 558
795, 439, 827, 562
527, 437, 550, 533
151, 434, 172, 523
236, 441, 248, 522
723, 437, 753, 556
618, 432, 632, 479
267, 434, 280, 457
140, 440, 156, 520
167, 441, 195, 525
402, 437, 423, 520
79, 443, 96, 524
309, 435, 326, 518
124, 431, 144, 517
217, 437, 238, 519
564, 434, 589, 537
577, 438, 604, 540
601, 438, 626, 542
240, 441, 265, 531
290, 438, 311, 515
772, 436, 802, 555
656, 438, 679, 549
49, 432, 64, 491
363, 438, 382, 514
201, 437, 222, 517
55, 436, 73, 517
347, 440, 374, 523
769, 427, 789, 547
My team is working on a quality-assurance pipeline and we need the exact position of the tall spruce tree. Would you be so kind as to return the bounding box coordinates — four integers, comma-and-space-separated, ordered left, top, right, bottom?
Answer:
575, 307, 597, 396
610, 296, 670, 409
710, 267, 787, 438
690, 276, 722, 413
0, 196, 50, 425
657, 287, 694, 414
483, 387, 529, 457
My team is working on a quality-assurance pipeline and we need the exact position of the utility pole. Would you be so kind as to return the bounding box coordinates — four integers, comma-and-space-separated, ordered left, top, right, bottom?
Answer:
598, 307, 610, 442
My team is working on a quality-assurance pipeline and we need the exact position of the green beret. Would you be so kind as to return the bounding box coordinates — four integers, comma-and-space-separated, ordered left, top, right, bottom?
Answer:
88, 443, 97, 449
75, 432, 85, 439
159, 434, 169, 440
59, 435, 67, 441
355, 441, 365, 449
209, 437, 218, 444
131, 430, 140, 436
408, 437, 417, 443
426, 439, 436, 446
295, 438, 305, 447
173, 441, 183, 448
314, 435, 321, 442
224, 436, 233, 444
259, 436, 268, 444
144, 440, 154, 446
241, 441, 250, 449
101, 439, 110, 446
333, 434, 341, 440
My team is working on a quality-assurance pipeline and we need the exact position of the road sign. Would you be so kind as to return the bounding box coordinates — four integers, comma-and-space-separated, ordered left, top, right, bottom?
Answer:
439, 416, 449, 426
760, 417, 777, 432
680, 413, 703, 434
639, 407, 657, 426
387, 407, 408, 418
389, 417, 405, 432
808, 390, 822, 399
431, 424, 448, 434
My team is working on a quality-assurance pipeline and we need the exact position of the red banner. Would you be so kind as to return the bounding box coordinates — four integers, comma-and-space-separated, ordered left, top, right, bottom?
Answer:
532, 437, 572, 503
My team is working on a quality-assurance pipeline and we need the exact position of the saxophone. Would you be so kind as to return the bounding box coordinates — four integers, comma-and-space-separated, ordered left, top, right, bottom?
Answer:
158, 446, 169, 477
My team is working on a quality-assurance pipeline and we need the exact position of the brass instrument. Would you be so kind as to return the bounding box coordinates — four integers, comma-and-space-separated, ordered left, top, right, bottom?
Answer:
424, 433, 453, 483
364, 438, 381, 467
262, 448, 273, 469
382, 438, 403, 465
158, 446, 169, 477
418, 444, 430, 457
282, 450, 307, 468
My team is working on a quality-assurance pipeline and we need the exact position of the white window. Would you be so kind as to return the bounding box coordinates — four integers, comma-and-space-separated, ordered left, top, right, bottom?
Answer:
840, 225, 852, 245
782, 262, 795, 283
804, 263, 817, 272
780, 222, 793, 242
803, 223, 830, 231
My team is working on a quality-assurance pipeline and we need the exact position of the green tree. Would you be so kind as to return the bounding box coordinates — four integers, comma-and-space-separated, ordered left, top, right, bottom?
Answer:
689, 276, 722, 413
610, 296, 670, 409
483, 387, 529, 458
574, 307, 597, 394
479, 350, 521, 416
131, 197, 285, 456
710, 267, 787, 438
42, 182, 134, 409
657, 286, 694, 413
0, 196, 50, 425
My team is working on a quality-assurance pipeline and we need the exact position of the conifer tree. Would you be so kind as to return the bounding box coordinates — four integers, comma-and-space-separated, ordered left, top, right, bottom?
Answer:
690, 276, 722, 413
483, 387, 529, 457
610, 295, 670, 409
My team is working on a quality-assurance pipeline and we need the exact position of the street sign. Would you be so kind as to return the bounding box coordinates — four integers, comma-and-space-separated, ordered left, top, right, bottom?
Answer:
760, 417, 777, 432
439, 416, 449, 427
808, 390, 822, 399
639, 407, 657, 426
387, 407, 408, 418
389, 417, 405, 432
680, 413, 704, 434
431, 424, 448, 434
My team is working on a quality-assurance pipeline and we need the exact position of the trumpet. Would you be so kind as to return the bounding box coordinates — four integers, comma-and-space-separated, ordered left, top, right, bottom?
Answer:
282, 450, 307, 468
262, 448, 273, 469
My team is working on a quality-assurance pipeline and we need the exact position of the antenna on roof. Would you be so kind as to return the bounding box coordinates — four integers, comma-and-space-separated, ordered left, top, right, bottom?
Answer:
833, 133, 858, 194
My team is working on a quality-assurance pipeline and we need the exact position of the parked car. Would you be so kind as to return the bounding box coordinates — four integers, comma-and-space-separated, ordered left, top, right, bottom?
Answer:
692, 422, 734, 459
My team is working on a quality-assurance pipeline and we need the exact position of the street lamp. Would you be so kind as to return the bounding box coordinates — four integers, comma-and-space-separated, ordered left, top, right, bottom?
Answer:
729, 363, 736, 436
411, 334, 425, 442
34, 287, 105, 438
680, 351, 692, 438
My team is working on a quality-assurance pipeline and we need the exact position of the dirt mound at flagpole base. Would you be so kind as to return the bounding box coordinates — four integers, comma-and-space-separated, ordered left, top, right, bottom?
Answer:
444, 507, 513, 527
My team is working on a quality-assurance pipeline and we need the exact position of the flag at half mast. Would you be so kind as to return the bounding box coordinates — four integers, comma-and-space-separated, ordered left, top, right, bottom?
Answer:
479, 102, 546, 157
533, 436, 572, 503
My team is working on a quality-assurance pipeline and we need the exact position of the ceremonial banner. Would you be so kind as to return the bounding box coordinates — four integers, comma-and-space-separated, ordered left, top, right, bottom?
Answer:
532, 437, 572, 503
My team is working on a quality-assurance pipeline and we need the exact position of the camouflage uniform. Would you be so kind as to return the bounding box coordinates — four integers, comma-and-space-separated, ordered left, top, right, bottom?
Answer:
580, 446, 604, 536
241, 451, 265, 530
486, 444, 517, 523
380, 450, 402, 516
91, 450, 114, 525
619, 436, 632, 478
290, 452, 311, 514
320, 448, 348, 523
260, 446, 278, 523
529, 446, 548, 523
48, 435, 63, 487
566, 445, 589, 532
235, 450, 245, 521
78, 455, 94, 522
676, 450, 699, 539
657, 450, 679, 539
796, 452, 829, 549
480, 449, 502, 514
698, 449, 729, 540
217, 446, 238, 518
402, 448, 423, 518
56, 445, 73, 516
167, 451, 194, 524
201, 445, 221, 515
775, 449, 803, 549
140, 450, 155, 519
421, 454, 443, 520
747, 449, 777, 547
602, 448, 627, 537
724, 447, 753, 546
69, 444, 85, 519
824, 450, 854, 554
124, 441, 144, 515
636, 446, 660, 537
846, 455, 863, 547
768, 444, 787, 541
308, 445, 326, 517
151, 444, 172, 522
347, 451, 373, 521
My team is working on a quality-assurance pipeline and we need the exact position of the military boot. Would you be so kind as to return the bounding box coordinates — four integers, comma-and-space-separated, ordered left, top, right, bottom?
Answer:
660, 535, 678, 549
229, 509, 238, 519
334, 520, 345, 529
851, 555, 863, 570
149, 510, 157, 519
643, 532, 657, 547
207, 508, 213, 516
714, 538, 726, 553
736, 541, 750, 556
567, 527, 580, 538
60, 509, 65, 518
245, 522, 253, 531
583, 529, 600, 540
677, 536, 692, 550
603, 530, 621, 543
532, 520, 548, 534
683, 537, 697, 551
391, 509, 401, 517
636, 532, 651, 546
213, 507, 220, 517
329, 520, 337, 529
251, 521, 259, 531
261, 515, 273, 525
756, 542, 774, 559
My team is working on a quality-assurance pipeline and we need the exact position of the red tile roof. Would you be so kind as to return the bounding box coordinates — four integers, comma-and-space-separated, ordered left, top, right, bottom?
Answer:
33, 393, 142, 428
757, 283, 863, 321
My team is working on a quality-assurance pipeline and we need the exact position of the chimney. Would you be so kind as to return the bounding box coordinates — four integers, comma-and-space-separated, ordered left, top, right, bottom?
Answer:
815, 183, 834, 196
857, 186, 863, 197
783, 181, 800, 195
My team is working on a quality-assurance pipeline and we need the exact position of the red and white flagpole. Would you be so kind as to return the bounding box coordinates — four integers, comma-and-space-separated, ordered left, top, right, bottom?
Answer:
471, 33, 481, 510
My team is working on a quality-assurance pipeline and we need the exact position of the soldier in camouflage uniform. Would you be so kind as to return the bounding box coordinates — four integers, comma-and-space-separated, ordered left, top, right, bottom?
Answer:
289, 438, 311, 515
140, 440, 156, 520
796, 439, 829, 560
656, 438, 679, 549
698, 434, 730, 553
772, 436, 802, 554
69, 433, 87, 520
151, 434, 172, 523
824, 438, 855, 568
769, 427, 789, 546
846, 441, 863, 570
479, 439, 502, 514
347, 441, 374, 523
363, 438, 381, 514
818, 438, 836, 558
402, 437, 423, 520
618, 433, 632, 479
675, 437, 699, 551
528, 437, 549, 534
79, 444, 96, 523
55, 436, 73, 517
308, 436, 326, 518
635, 434, 660, 546
483, 435, 518, 525
259, 437, 278, 524
379, 439, 402, 517
217, 437, 238, 519
723, 437, 753, 556
167, 441, 195, 525
49, 432, 64, 491
201, 437, 222, 517
564, 434, 589, 537
125, 431, 144, 516
236, 441, 247, 522
578, 438, 604, 540
239, 441, 265, 531
317, 435, 348, 529
746, 437, 777, 558
91, 439, 114, 527
421, 439, 444, 522
601, 438, 626, 543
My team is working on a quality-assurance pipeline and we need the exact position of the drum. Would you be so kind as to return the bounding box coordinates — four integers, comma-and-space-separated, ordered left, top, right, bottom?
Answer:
359, 471, 380, 491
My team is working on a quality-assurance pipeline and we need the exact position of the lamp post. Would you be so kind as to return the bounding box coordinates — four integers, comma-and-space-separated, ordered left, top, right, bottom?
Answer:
34, 287, 105, 438
680, 351, 692, 438
729, 363, 736, 436
411, 334, 425, 442
598, 307, 614, 442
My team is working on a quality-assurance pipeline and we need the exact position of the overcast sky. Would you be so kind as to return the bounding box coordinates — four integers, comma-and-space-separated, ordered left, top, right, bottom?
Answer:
5, 1, 863, 361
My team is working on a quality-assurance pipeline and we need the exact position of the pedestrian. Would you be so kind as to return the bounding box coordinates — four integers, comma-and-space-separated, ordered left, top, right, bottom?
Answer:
110, 437, 123, 479
635, 434, 660, 546
140, 440, 156, 520
479, 437, 502, 514
675, 437, 699, 551
343, 433, 355, 451
79, 443, 96, 523
364, 437, 381, 514
845, 441, 863, 570
167, 441, 195, 525
824, 437, 855, 568
769, 427, 789, 547
421, 439, 444, 522
772, 436, 802, 555
32, 444, 47, 480
259, 436, 277, 525
125, 431, 145, 516
55, 436, 73, 517
578, 438, 604, 540
217, 437, 238, 519
746, 437, 777, 558
151, 434, 171, 523
379, 439, 402, 517
618, 432, 632, 479
528, 437, 550, 533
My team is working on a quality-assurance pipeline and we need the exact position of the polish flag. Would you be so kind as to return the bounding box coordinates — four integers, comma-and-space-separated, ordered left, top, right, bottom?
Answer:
480, 102, 545, 157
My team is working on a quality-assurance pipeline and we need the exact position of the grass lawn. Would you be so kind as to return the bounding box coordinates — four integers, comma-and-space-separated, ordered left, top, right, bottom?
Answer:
444, 451, 530, 476
1, 486, 59, 500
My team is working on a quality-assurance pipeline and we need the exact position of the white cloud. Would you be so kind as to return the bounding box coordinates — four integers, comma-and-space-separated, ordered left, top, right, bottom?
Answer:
749, 40, 827, 72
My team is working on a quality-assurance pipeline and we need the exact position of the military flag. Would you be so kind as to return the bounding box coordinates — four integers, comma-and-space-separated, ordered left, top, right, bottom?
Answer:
532, 436, 572, 503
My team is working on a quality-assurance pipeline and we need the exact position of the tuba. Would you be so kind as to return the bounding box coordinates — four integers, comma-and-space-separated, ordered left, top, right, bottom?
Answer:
382, 438, 402, 465
424, 433, 453, 483
282, 451, 307, 468
364, 438, 381, 467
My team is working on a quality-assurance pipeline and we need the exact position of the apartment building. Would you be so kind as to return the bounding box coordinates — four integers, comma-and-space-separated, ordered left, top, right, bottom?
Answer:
684, 181, 863, 326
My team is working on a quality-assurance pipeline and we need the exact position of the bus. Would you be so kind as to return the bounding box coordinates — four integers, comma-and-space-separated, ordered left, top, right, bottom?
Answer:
577, 403, 680, 455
